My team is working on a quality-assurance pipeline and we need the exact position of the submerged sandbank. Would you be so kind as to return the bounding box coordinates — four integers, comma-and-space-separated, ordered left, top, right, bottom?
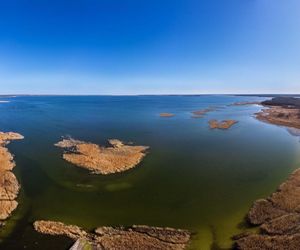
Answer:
34, 220, 191, 250
191, 107, 216, 118
0, 132, 23, 222
55, 138, 149, 175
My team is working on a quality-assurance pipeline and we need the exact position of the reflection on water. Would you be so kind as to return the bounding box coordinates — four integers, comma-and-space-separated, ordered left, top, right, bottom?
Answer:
0, 95, 299, 250
287, 128, 300, 137
105, 182, 133, 192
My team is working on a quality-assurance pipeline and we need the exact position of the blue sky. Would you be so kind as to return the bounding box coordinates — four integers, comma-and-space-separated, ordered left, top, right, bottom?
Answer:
0, 0, 299, 94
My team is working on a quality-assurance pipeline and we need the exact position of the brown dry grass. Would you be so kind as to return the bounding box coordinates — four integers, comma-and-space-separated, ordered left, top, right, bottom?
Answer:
256, 106, 300, 129
0, 132, 23, 221
34, 220, 191, 250
56, 138, 149, 174
236, 169, 300, 249
209, 119, 238, 129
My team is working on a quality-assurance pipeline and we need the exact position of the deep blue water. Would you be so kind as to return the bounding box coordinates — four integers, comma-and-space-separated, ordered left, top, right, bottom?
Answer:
0, 95, 299, 250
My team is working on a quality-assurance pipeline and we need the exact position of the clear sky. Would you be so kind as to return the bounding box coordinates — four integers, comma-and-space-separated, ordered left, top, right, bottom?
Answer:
0, 0, 300, 95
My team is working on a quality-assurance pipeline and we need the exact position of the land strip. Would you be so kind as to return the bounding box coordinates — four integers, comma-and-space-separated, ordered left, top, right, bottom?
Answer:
235, 97, 300, 249
0, 132, 23, 222
34, 220, 191, 250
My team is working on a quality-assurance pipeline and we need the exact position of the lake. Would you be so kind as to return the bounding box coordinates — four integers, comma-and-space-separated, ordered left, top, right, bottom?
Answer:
0, 95, 299, 249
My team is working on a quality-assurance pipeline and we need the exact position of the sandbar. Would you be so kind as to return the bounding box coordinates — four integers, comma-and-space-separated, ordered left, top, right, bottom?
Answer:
160, 113, 175, 117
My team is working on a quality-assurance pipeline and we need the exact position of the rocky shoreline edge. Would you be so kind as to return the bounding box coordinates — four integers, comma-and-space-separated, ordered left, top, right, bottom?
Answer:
0, 132, 23, 223
234, 97, 300, 249
235, 167, 300, 249
34, 220, 191, 250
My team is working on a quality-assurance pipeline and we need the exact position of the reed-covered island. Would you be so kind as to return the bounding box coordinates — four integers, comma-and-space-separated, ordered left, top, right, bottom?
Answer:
55, 138, 149, 175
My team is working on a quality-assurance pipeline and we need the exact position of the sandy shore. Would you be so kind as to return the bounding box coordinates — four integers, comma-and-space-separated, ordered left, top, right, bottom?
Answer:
55, 138, 149, 175
0, 132, 23, 221
34, 220, 191, 250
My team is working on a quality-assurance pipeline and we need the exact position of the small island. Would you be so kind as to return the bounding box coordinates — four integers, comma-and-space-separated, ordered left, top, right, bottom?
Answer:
34, 220, 191, 250
55, 138, 149, 175
0, 132, 24, 222
160, 113, 175, 117
209, 119, 238, 129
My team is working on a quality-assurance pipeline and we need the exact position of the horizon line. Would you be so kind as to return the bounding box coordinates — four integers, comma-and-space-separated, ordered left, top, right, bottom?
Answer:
0, 93, 300, 97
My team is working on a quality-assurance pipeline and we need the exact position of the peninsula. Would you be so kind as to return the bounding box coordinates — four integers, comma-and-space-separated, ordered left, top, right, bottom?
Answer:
256, 97, 300, 129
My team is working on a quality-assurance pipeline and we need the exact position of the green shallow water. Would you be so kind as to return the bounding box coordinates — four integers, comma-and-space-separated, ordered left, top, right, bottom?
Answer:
0, 95, 300, 249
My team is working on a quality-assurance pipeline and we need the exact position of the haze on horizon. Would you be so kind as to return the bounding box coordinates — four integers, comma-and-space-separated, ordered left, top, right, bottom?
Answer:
0, 0, 300, 95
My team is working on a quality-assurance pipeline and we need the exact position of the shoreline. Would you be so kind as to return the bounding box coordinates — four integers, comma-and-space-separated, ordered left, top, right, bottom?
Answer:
256, 106, 300, 129
235, 97, 300, 249
33, 220, 191, 250
235, 168, 300, 249
0, 132, 24, 224
255, 96, 300, 129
